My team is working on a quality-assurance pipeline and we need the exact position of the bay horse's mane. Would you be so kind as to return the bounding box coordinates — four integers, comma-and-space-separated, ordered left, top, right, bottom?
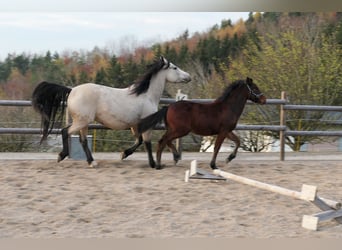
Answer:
215, 79, 246, 102
130, 57, 169, 96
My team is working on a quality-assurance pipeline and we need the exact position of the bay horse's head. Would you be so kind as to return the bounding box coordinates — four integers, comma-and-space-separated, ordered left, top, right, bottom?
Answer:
160, 56, 191, 84
245, 77, 266, 104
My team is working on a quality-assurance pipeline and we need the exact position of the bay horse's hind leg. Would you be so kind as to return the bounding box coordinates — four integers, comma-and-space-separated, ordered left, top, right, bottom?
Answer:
156, 133, 169, 170
226, 131, 240, 163
121, 127, 143, 160
58, 126, 71, 162
79, 127, 97, 167
166, 141, 181, 164
156, 129, 188, 170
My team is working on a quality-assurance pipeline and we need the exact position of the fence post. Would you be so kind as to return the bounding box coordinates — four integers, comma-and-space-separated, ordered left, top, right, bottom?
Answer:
175, 89, 188, 159
279, 91, 287, 161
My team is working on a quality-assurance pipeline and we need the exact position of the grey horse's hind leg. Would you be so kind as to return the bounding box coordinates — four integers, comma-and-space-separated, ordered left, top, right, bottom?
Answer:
79, 128, 97, 167
58, 126, 70, 162
144, 141, 156, 168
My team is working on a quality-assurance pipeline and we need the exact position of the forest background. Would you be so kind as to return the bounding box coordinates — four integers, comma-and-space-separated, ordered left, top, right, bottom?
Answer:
1, 12, 342, 153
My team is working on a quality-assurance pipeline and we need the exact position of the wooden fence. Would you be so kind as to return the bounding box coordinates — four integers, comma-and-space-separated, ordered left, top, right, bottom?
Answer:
1, 91, 342, 160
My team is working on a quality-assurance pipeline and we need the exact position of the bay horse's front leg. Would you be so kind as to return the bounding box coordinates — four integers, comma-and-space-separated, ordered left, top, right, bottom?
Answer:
209, 132, 226, 169
226, 131, 240, 163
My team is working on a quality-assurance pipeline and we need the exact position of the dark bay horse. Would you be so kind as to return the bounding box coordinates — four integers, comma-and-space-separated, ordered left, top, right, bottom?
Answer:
138, 77, 267, 169
32, 56, 191, 167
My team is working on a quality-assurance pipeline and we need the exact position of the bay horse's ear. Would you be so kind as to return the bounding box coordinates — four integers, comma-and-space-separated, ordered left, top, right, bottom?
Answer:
246, 77, 253, 84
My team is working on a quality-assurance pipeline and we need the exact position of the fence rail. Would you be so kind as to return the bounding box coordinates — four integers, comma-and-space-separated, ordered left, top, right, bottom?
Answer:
284, 105, 342, 112
2, 92, 342, 160
0, 99, 287, 106
0, 100, 32, 106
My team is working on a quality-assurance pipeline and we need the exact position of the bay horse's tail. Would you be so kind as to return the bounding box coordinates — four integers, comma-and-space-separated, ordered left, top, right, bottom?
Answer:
31, 81, 72, 143
138, 106, 169, 134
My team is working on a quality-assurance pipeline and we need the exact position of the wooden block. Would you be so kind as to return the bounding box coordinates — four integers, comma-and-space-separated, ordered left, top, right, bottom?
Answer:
301, 184, 317, 201
185, 170, 190, 182
302, 215, 319, 231
190, 160, 197, 176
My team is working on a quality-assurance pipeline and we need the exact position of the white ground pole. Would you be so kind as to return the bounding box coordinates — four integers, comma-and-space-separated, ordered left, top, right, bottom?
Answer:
186, 160, 342, 231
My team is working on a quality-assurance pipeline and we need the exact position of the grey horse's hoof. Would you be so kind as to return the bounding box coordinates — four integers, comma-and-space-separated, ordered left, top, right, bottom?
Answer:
121, 151, 127, 160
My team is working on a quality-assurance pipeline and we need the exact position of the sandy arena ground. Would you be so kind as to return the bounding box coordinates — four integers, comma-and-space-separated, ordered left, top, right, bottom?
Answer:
1, 151, 342, 238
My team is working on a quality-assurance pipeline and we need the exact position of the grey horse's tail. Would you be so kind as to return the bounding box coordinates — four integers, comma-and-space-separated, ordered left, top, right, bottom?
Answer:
31, 81, 71, 143
137, 106, 169, 134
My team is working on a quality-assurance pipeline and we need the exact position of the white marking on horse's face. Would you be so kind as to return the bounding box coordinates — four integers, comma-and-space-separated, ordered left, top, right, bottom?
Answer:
165, 62, 191, 83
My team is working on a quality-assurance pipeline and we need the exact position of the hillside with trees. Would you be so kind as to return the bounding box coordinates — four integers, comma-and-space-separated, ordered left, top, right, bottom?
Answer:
1, 12, 341, 152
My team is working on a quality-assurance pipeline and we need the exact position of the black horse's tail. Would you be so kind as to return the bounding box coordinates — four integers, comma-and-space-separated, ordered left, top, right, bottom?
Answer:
138, 106, 169, 134
31, 81, 72, 143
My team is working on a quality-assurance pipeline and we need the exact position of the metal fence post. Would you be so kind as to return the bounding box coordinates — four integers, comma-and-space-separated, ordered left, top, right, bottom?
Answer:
279, 91, 287, 161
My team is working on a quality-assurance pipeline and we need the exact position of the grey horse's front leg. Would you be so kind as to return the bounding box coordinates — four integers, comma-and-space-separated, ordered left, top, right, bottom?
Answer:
121, 135, 143, 160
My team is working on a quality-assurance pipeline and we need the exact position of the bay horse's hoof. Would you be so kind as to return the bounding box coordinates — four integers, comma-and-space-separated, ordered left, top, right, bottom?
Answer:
226, 154, 236, 163
173, 154, 181, 165
210, 162, 218, 170
155, 165, 163, 170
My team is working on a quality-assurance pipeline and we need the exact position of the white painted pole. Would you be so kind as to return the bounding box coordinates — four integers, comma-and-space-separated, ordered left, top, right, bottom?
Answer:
213, 169, 341, 210
214, 169, 305, 200
211, 168, 342, 230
